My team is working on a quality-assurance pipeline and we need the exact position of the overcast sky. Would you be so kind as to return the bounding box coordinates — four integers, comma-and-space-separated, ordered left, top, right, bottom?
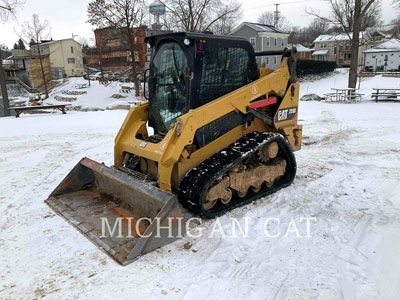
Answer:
0, 0, 398, 49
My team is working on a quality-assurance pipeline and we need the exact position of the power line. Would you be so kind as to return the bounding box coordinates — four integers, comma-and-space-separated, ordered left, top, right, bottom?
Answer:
246, 0, 323, 11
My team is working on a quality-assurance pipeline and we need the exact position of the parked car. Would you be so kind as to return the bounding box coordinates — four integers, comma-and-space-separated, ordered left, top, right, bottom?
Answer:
119, 74, 134, 82
113, 72, 121, 81
103, 71, 114, 80
89, 72, 102, 80
83, 71, 99, 80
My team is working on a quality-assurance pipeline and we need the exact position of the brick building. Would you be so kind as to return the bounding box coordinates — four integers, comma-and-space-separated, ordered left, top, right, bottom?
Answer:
86, 26, 147, 73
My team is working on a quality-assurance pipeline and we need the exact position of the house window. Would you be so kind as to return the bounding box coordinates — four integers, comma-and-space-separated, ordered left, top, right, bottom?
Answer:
274, 56, 277, 64
266, 38, 270, 46
344, 53, 352, 60
266, 56, 269, 64
70, 46, 74, 53
334, 47, 337, 55
250, 37, 256, 48
274, 38, 277, 46
67, 58, 75, 64
282, 39, 285, 47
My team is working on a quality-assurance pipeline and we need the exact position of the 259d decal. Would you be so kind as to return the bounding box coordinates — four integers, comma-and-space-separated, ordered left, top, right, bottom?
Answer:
275, 107, 298, 122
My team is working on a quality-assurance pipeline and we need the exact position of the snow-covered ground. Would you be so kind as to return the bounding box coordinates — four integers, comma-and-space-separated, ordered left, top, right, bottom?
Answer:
9, 77, 143, 111
1, 72, 400, 299
300, 68, 400, 99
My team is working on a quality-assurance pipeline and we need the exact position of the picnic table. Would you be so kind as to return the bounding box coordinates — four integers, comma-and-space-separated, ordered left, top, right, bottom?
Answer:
119, 85, 133, 93
324, 88, 364, 103
75, 83, 88, 89
99, 78, 109, 85
372, 88, 400, 102
9, 104, 69, 118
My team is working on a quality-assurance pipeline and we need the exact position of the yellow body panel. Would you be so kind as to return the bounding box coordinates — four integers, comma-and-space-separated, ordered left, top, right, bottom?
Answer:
114, 57, 302, 192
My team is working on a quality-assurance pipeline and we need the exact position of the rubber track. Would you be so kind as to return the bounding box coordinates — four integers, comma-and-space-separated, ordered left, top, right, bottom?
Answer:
178, 131, 297, 218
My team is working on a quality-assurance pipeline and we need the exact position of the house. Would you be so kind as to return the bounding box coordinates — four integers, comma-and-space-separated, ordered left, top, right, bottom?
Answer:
366, 24, 400, 40
291, 44, 313, 60
86, 26, 147, 73
363, 38, 400, 72
3, 39, 82, 91
230, 22, 289, 69
3, 50, 31, 79
312, 33, 371, 66
30, 38, 84, 78
3, 49, 50, 91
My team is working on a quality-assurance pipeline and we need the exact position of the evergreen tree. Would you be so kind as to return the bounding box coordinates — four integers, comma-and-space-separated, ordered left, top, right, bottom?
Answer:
17, 38, 25, 50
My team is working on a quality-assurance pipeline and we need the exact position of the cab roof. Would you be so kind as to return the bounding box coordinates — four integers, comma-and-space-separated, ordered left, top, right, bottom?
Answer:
145, 32, 248, 45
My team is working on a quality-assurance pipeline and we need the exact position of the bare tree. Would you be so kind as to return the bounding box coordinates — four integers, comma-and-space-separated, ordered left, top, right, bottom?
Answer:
0, 1, 24, 116
0, 44, 10, 116
257, 11, 292, 32
308, 0, 381, 89
0, 0, 23, 22
288, 19, 330, 45
209, 5, 242, 34
160, 0, 242, 33
308, 19, 330, 40
87, 0, 147, 96
20, 14, 51, 98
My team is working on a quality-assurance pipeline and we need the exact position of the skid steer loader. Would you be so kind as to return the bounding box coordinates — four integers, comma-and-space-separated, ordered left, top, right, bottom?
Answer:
45, 32, 302, 265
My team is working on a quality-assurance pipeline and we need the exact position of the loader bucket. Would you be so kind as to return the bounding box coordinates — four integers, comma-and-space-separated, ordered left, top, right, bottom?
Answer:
45, 157, 185, 265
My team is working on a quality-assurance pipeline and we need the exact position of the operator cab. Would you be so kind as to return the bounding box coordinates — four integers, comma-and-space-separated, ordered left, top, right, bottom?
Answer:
145, 32, 260, 135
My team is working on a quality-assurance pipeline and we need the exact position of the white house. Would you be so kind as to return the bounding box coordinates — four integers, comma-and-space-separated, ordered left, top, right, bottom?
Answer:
363, 38, 400, 72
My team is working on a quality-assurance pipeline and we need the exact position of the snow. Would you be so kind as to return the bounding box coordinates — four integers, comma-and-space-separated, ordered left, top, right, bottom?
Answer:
299, 68, 400, 99
106, 101, 131, 110
364, 38, 400, 53
314, 32, 368, 43
312, 49, 329, 56
292, 44, 312, 52
14, 77, 143, 111
372, 38, 400, 50
1, 72, 400, 299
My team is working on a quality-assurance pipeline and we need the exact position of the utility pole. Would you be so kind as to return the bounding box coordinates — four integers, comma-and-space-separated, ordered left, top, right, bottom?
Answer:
0, 50, 10, 117
274, 3, 280, 28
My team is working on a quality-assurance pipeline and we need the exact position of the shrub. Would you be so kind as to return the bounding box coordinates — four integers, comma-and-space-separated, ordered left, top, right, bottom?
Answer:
296, 60, 337, 76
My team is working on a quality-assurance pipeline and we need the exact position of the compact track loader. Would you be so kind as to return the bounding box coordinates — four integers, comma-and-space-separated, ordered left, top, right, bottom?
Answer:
46, 32, 302, 265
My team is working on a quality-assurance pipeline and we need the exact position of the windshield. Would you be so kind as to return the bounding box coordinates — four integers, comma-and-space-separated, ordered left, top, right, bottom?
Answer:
150, 42, 188, 134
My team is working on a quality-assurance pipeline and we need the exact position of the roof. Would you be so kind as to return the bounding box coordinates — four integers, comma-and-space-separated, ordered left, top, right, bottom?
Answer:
366, 24, 398, 33
230, 22, 288, 35
313, 32, 368, 43
374, 38, 400, 49
291, 44, 312, 52
364, 38, 400, 53
146, 31, 248, 44
34, 38, 81, 46
312, 49, 328, 56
